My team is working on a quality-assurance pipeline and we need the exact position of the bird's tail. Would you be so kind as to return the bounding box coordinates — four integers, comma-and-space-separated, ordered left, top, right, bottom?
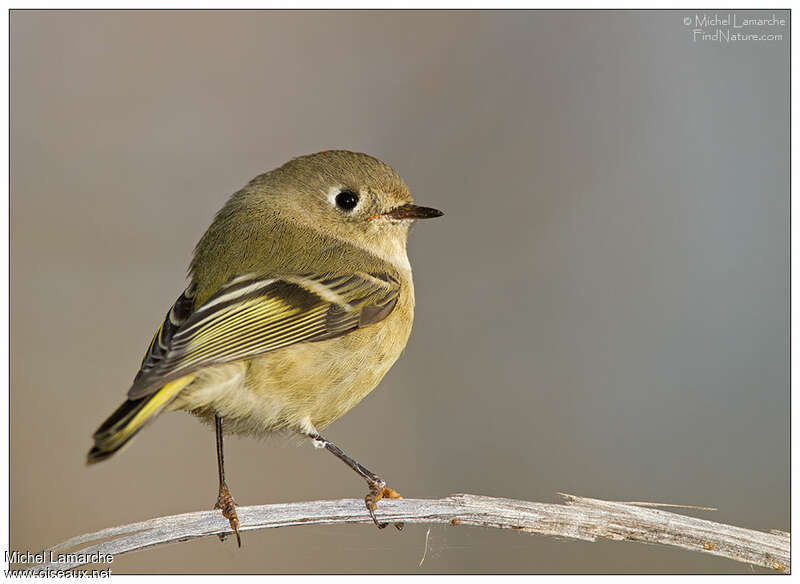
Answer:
87, 375, 196, 464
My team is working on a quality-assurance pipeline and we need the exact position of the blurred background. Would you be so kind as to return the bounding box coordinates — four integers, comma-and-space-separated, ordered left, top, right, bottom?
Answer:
11, 10, 789, 574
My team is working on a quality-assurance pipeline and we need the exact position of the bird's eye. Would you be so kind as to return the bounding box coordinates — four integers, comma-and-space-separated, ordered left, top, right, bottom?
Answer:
334, 190, 359, 211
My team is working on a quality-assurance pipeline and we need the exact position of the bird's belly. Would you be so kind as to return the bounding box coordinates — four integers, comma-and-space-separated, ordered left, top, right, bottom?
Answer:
169, 306, 412, 436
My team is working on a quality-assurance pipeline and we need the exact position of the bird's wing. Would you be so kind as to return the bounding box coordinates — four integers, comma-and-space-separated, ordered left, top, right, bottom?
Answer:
127, 272, 401, 399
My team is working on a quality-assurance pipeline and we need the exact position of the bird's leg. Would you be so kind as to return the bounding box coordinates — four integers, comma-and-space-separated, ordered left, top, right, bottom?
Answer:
307, 432, 403, 530
213, 414, 241, 547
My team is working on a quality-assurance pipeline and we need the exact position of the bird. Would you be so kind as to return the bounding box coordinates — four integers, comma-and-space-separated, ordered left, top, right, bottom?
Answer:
86, 150, 443, 546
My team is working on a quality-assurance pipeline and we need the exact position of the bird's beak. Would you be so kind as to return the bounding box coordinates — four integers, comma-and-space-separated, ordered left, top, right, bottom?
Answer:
379, 204, 444, 220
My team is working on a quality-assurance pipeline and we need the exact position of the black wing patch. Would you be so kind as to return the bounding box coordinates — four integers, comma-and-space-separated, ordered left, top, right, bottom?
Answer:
135, 283, 197, 385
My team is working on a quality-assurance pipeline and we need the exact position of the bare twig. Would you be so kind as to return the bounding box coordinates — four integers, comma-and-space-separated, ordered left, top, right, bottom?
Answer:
35, 494, 789, 573
611, 500, 717, 511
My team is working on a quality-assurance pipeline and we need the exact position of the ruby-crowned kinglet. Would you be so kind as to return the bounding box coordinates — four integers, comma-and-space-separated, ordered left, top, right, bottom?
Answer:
87, 150, 443, 545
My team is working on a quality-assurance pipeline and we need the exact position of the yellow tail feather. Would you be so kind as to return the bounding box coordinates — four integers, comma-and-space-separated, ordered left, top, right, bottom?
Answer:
87, 374, 196, 464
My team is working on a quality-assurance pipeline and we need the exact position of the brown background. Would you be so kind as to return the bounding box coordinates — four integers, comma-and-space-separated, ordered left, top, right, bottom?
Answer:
11, 10, 789, 574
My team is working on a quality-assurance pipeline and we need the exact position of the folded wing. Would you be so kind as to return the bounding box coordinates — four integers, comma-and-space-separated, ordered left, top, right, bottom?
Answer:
127, 272, 400, 399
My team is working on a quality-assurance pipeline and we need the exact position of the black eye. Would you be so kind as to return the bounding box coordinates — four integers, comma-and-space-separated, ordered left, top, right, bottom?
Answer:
335, 190, 359, 211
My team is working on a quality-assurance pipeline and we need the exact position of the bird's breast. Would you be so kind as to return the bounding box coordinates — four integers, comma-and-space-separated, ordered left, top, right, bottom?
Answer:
175, 278, 415, 436
247, 280, 415, 430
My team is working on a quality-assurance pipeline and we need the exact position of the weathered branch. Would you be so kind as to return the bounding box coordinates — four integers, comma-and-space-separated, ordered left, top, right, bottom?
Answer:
35, 494, 789, 573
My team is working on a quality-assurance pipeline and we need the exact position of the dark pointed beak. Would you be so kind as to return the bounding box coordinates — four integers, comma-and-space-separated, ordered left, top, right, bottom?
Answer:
382, 204, 444, 220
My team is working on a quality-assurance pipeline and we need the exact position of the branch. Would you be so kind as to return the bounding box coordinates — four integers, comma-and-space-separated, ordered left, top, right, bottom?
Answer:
35, 494, 789, 573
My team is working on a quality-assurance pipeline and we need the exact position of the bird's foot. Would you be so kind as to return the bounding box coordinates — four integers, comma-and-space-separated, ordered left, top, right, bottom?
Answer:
214, 483, 241, 547
365, 479, 404, 530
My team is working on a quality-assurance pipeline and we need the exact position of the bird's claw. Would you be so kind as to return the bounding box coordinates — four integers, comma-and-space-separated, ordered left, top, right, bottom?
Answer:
214, 483, 242, 547
365, 480, 404, 530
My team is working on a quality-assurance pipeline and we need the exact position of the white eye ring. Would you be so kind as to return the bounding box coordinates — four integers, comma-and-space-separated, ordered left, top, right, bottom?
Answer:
327, 187, 364, 212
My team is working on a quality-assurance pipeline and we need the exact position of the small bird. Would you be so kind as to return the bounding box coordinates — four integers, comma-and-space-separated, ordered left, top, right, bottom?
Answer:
87, 151, 443, 546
